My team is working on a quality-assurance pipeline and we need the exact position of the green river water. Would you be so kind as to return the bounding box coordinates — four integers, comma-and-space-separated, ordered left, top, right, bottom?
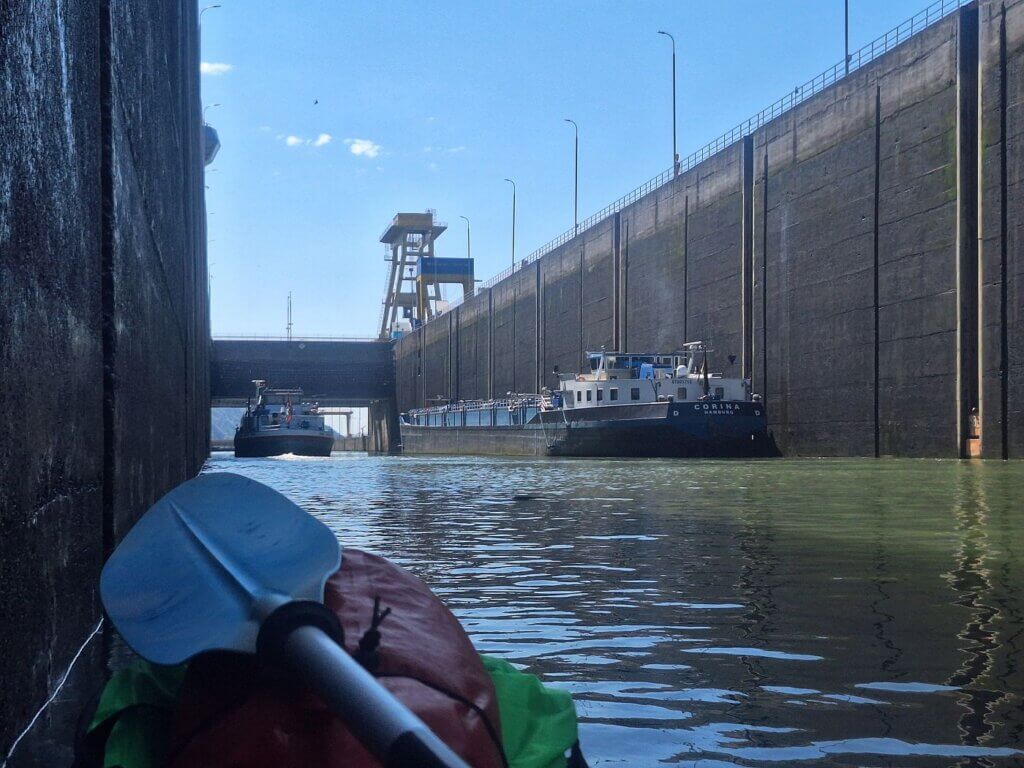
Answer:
204, 453, 1024, 767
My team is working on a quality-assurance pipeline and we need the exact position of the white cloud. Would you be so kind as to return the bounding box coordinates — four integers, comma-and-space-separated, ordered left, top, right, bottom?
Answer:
345, 138, 381, 158
445, 145, 466, 154
200, 61, 232, 76
278, 132, 334, 149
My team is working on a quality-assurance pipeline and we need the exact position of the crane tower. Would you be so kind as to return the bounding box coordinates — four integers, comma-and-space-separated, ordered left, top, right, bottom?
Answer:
377, 211, 474, 340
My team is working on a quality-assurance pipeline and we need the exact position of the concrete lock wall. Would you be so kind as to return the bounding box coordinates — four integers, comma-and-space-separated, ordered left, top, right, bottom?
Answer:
980, 0, 1024, 458
394, 0, 1023, 459
754, 9, 965, 457
0, 0, 208, 761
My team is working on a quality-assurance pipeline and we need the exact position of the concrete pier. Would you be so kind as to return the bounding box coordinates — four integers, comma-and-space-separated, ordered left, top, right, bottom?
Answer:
334, 435, 369, 452
395, 0, 1023, 459
0, 0, 208, 761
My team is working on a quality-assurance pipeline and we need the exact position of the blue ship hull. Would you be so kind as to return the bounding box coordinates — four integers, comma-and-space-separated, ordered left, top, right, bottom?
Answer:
541, 401, 777, 458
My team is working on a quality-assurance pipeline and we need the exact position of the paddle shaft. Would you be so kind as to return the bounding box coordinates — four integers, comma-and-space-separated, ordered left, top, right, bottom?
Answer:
284, 626, 471, 768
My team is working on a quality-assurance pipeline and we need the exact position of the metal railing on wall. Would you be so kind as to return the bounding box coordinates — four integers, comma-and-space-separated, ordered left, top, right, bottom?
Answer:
213, 334, 380, 342
422, 0, 967, 317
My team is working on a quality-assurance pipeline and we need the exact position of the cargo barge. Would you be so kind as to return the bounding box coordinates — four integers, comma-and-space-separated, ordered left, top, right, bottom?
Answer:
234, 381, 334, 458
400, 342, 778, 458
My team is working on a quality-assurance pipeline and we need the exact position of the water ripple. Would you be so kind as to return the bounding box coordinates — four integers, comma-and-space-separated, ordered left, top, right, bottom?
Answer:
204, 454, 1024, 765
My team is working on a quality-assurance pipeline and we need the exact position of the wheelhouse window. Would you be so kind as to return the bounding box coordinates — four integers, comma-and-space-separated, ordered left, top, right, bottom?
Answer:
610, 388, 618, 401
714, 386, 725, 400
630, 387, 640, 401
596, 389, 603, 402
586, 390, 592, 402
576, 390, 582, 402
677, 387, 687, 400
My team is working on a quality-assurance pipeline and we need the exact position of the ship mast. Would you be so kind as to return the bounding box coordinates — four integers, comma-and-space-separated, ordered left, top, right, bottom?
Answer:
286, 292, 293, 341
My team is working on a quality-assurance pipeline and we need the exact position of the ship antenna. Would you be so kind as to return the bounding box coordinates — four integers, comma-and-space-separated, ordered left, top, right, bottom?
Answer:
286, 292, 293, 341
701, 346, 710, 397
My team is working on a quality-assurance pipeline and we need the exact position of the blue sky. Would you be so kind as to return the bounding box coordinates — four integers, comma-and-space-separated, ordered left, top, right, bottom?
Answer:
201, 0, 943, 338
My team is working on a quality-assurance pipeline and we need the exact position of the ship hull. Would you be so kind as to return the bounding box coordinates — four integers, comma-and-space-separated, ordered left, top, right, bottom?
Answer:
400, 402, 778, 458
400, 424, 552, 457
234, 431, 334, 458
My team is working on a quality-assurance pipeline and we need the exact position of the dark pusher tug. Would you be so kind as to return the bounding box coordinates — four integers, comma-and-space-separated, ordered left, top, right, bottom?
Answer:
234, 380, 334, 458
401, 341, 779, 458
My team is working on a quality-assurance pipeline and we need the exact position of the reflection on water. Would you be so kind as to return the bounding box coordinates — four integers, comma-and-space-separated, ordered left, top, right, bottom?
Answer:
204, 453, 1024, 766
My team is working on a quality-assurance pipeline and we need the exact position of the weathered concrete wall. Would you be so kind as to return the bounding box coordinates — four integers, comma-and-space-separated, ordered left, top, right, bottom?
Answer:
980, 0, 1024, 458
0, 0, 107, 758
581, 220, 616, 359
753, 71, 878, 457
877, 15, 962, 457
0, 0, 208, 761
457, 293, 490, 400
753, 9, 964, 457
534, 219, 618, 392
421, 314, 452, 403
492, 279, 517, 395
512, 263, 541, 393
110, 0, 209, 537
541, 240, 585, 389
393, 0, 1022, 460
623, 143, 746, 368
394, 328, 420, 411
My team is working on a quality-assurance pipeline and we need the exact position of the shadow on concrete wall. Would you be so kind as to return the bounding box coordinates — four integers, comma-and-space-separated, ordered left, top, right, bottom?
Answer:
0, 0, 209, 762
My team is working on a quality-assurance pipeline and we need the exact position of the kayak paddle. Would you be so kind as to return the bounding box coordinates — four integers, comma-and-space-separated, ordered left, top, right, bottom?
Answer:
100, 472, 470, 768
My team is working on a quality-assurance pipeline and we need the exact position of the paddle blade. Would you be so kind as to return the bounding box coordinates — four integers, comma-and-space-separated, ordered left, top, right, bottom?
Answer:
101, 472, 341, 665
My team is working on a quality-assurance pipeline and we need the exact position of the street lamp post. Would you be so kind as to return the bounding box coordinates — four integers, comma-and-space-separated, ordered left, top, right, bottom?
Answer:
657, 30, 677, 175
564, 119, 579, 235
844, 0, 850, 75
504, 178, 516, 267
203, 103, 221, 124
459, 215, 471, 261
200, 4, 221, 22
